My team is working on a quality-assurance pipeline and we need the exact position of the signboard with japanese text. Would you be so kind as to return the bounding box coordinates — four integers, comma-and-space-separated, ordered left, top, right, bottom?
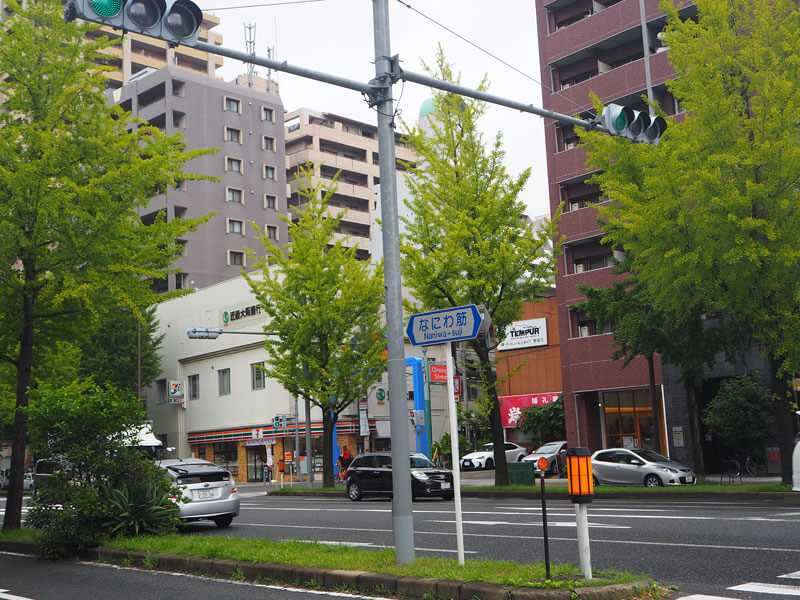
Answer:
406, 304, 482, 346
499, 392, 560, 428
220, 303, 263, 328
497, 318, 548, 351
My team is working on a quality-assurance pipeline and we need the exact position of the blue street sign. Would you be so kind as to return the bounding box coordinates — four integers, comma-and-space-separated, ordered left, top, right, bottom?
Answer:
406, 304, 483, 346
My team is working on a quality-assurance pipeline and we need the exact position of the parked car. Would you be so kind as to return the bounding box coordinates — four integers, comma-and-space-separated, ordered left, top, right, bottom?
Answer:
157, 458, 240, 527
23, 473, 36, 491
460, 442, 527, 470
591, 448, 697, 487
345, 452, 454, 501
522, 441, 568, 477
0, 469, 9, 490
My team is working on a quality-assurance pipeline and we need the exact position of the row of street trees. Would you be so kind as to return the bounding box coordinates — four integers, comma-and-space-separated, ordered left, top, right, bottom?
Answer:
1, 0, 213, 531
577, 0, 800, 483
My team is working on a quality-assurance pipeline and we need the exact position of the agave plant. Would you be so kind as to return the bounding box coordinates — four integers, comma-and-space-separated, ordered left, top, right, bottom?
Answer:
103, 480, 179, 536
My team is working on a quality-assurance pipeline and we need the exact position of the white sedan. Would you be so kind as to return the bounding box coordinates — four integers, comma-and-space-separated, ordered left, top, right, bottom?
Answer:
460, 442, 528, 470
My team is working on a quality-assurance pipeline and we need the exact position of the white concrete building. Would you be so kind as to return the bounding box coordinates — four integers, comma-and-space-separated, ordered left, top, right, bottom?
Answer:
144, 275, 455, 483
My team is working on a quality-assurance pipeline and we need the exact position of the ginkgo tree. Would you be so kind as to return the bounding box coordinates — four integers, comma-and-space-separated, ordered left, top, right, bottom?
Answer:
579, 0, 800, 483
245, 166, 386, 488
400, 49, 559, 486
0, 0, 214, 530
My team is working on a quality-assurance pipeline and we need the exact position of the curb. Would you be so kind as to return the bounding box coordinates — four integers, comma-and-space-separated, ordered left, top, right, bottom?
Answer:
0, 540, 652, 600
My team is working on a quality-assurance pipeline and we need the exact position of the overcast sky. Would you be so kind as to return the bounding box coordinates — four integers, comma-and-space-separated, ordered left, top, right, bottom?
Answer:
194, 0, 550, 218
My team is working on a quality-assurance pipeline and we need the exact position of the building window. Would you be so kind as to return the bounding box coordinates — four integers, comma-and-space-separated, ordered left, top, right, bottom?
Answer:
218, 368, 231, 396
251, 362, 265, 390
214, 441, 238, 475
226, 187, 243, 203
264, 194, 276, 209
226, 157, 242, 173
155, 378, 167, 404
262, 106, 274, 121
263, 165, 276, 180
262, 135, 275, 151
172, 80, 185, 97
225, 96, 241, 113
188, 374, 199, 400
225, 127, 242, 143
266, 225, 278, 240
229, 250, 244, 266
228, 219, 244, 234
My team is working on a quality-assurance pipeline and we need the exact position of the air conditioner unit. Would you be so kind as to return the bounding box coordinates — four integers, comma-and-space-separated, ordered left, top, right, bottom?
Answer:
579, 326, 591, 337
574, 263, 585, 273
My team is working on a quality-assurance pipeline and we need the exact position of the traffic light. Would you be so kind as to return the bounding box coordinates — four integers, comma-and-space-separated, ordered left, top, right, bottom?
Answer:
273, 415, 281, 430
186, 327, 222, 339
600, 103, 666, 145
64, 0, 203, 47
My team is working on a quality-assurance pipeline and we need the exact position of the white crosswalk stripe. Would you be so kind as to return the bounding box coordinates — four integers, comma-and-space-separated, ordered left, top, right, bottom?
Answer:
677, 571, 800, 599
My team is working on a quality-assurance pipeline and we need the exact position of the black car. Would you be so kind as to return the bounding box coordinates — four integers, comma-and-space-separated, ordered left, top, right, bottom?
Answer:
345, 452, 454, 501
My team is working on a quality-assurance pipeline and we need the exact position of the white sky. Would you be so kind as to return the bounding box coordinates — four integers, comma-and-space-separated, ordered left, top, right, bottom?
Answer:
194, 0, 550, 218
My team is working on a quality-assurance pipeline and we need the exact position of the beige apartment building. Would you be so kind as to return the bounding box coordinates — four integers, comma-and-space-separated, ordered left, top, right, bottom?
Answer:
285, 108, 415, 260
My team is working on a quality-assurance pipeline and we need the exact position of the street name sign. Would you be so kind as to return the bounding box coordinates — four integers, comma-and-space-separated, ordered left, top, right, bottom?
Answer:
406, 304, 482, 346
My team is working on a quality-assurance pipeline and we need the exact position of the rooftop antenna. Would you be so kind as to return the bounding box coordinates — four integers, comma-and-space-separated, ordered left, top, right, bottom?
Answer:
266, 47, 274, 94
244, 23, 256, 88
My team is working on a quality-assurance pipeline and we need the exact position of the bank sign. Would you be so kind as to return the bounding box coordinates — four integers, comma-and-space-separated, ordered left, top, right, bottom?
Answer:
497, 317, 548, 351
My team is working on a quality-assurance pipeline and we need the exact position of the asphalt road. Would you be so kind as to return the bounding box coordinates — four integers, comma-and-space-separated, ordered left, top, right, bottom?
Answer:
207, 491, 799, 599
2, 490, 799, 600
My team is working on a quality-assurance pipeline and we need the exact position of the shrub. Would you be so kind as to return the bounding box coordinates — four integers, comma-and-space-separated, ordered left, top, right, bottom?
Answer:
103, 478, 179, 536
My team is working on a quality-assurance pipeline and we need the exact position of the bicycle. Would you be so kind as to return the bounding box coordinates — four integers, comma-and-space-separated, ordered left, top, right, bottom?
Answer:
743, 455, 761, 477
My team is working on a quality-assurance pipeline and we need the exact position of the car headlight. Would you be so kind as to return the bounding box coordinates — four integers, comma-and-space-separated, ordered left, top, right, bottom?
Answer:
412, 471, 429, 481
659, 467, 678, 473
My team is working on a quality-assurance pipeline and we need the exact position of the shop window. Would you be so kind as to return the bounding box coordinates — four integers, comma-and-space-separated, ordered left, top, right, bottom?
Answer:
214, 441, 238, 476
601, 389, 658, 449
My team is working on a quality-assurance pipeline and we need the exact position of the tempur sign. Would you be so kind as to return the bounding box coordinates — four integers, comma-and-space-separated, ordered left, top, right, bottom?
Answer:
497, 318, 548, 351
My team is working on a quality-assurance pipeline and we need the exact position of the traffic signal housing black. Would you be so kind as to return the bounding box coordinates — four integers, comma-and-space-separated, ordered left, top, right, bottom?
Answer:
600, 103, 666, 146
65, 0, 203, 47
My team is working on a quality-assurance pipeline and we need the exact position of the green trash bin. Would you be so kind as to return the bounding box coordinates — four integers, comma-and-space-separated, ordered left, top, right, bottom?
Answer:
507, 461, 536, 486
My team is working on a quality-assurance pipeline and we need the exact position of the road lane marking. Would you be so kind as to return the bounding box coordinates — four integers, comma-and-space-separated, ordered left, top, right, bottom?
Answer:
312, 540, 477, 554
0, 590, 37, 600
781, 572, 800, 579
674, 595, 731, 599
729, 582, 800, 596
430, 519, 629, 529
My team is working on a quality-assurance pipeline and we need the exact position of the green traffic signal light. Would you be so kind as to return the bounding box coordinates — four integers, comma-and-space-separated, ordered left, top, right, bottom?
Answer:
90, 0, 122, 18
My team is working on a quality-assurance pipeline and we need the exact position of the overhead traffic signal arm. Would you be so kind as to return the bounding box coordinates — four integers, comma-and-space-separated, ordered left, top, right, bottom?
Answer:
65, 0, 203, 47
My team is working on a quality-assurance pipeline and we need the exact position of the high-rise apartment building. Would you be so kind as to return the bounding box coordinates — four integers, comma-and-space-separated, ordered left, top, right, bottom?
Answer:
114, 66, 287, 293
284, 108, 415, 260
535, 0, 697, 455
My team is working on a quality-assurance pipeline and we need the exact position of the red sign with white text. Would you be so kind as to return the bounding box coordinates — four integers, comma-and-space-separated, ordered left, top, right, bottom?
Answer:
499, 393, 561, 428
429, 364, 448, 382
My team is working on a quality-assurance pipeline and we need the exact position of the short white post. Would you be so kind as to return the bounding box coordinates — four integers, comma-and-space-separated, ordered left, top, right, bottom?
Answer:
574, 503, 592, 579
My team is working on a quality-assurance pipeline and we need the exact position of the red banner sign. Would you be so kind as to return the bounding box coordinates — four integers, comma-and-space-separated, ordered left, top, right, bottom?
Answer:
499, 393, 561, 428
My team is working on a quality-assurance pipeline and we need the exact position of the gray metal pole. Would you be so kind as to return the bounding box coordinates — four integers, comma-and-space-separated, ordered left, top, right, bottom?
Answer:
372, 0, 414, 565
294, 395, 300, 482
304, 362, 313, 488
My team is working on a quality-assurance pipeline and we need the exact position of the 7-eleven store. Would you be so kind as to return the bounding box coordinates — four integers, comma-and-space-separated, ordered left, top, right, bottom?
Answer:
144, 275, 452, 484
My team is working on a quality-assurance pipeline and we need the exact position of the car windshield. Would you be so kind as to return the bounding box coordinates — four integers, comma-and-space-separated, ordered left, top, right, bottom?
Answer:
410, 455, 435, 469
480, 444, 494, 451
630, 449, 669, 463
535, 443, 563, 454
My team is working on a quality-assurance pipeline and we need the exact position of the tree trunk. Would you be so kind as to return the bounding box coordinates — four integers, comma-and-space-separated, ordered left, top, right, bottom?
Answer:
767, 357, 797, 486
647, 355, 662, 454
685, 379, 706, 475
3, 287, 35, 532
471, 339, 508, 486
322, 409, 337, 488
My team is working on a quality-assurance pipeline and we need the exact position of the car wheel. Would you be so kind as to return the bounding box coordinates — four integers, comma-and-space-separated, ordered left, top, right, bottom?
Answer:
485, 458, 494, 470
347, 481, 362, 501
644, 474, 663, 487
517, 455, 524, 462
214, 515, 233, 528
592, 475, 599, 487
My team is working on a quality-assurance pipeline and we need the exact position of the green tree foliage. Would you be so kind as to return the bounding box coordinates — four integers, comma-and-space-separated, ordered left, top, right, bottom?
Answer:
26, 386, 178, 557
245, 166, 386, 487
578, 0, 800, 483
0, 0, 214, 530
400, 49, 559, 486
79, 307, 164, 394
703, 373, 775, 459
517, 397, 566, 449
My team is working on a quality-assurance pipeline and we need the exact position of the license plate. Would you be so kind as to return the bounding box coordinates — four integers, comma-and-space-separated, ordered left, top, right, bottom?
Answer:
441, 482, 451, 490
197, 488, 215, 499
